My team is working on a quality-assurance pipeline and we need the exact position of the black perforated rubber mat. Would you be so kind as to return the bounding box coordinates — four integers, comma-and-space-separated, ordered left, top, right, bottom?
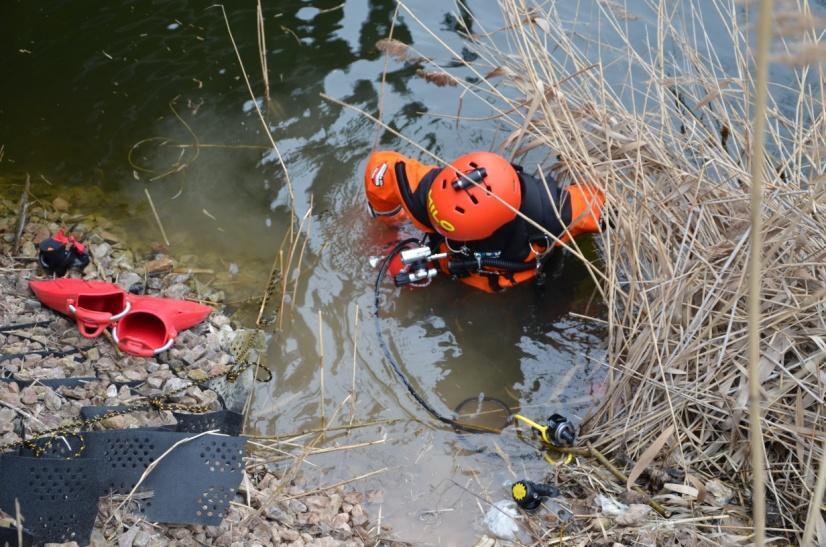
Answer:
135, 433, 244, 525
173, 410, 244, 436
0, 455, 101, 546
0, 525, 34, 547
14, 429, 244, 526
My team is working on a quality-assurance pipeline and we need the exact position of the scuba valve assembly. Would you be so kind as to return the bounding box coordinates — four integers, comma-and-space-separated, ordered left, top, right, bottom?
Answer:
393, 245, 445, 287
369, 237, 542, 289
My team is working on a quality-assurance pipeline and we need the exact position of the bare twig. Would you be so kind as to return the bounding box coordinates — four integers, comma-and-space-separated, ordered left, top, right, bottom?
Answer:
144, 187, 170, 247
13, 174, 30, 254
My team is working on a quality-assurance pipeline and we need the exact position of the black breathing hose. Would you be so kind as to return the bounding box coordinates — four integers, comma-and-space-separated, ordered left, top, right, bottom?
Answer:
448, 257, 535, 273
373, 238, 505, 434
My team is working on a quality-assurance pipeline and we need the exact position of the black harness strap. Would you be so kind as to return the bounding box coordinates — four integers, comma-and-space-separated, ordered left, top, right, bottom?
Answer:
520, 171, 565, 243
461, 171, 564, 263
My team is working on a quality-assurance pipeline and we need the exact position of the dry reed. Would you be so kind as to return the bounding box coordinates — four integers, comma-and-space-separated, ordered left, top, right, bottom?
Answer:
143, 187, 170, 247
395, 0, 824, 542
256, 0, 270, 104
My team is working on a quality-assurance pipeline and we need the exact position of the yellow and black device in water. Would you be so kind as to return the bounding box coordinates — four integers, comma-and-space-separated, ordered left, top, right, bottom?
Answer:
511, 479, 560, 510
513, 413, 577, 465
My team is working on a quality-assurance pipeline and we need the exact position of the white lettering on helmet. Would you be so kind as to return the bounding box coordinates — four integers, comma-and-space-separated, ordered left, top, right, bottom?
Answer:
371, 162, 388, 187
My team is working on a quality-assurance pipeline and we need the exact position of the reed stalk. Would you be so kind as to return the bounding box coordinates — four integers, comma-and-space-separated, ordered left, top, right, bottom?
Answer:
256, 0, 270, 104
748, 1, 775, 544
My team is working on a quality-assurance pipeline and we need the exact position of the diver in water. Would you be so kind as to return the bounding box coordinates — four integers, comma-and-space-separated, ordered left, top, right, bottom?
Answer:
364, 150, 605, 292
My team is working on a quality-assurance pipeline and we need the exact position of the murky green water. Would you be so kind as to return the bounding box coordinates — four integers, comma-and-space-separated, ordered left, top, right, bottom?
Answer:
7, 0, 819, 543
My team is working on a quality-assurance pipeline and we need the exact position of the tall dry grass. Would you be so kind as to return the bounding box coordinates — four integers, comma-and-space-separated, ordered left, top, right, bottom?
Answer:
397, 0, 825, 541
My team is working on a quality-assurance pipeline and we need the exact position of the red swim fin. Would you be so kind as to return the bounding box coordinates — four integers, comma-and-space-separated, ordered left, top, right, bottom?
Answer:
29, 279, 130, 338
112, 295, 211, 358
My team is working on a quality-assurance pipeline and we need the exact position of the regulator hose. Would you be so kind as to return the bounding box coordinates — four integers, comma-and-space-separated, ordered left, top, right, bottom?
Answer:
373, 238, 505, 434
448, 257, 536, 273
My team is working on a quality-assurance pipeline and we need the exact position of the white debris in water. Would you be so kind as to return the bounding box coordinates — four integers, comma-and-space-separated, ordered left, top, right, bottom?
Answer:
296, 7, 319, 21
265, 218, 272, 227
706, 479, 734, 505
595, 494, 628, 517
228, 263, 239, 276
483, 500, 520, 541
242, 97, 264, 113
166, 22, 180, 30
218, 68, 226, 75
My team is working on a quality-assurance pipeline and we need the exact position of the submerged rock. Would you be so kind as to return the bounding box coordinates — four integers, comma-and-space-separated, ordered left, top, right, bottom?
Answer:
52, 196, 70, 212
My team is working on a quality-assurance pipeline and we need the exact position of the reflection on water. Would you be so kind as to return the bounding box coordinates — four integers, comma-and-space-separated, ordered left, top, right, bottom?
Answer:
0, 0, 614, 542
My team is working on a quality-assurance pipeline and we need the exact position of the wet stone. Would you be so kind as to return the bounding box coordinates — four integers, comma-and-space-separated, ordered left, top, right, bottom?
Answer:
344, 492, 364, 505
304, 495, 330, 511
20, 386, 38, 405
118, 271, 142, 290
44, 390, 62, 411
163, 283, 189, 299
252, 523, 271, 543
349, 505, 367, 527
365, 490, 383, 504
331, 513, 350, 530
289, 499, 308, 513
145, 256, 174, 275
188, 369, 209, 382
100, 230, 120, 243
328, 494, 343, 516
278, 528, 300, 542
0, 409, 16, 432
123, 368, 146, 381
20, 241, 37, 258
34, 225, 51, 243
96, 356, 116, 371
147, 376, 165, 389
132, 530, 152, 547
265, 505, 295, 527
52, 196, 70, 211
93, 242, 112, 259
165, 377, 189, 392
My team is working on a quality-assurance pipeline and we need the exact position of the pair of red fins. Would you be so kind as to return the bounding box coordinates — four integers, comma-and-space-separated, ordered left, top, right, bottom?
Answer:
29, 279, 212, 358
